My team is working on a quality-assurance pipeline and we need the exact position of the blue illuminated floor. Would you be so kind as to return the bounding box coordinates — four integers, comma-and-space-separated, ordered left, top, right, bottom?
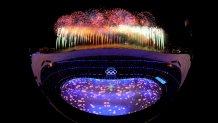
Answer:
60, 78, 162, 116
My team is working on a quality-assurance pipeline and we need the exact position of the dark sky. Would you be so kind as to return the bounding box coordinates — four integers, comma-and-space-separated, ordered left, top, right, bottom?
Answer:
17, 0, 193, 48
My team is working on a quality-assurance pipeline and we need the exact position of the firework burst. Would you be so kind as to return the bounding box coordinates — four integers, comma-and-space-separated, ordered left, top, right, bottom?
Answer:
55, 9, 166, 51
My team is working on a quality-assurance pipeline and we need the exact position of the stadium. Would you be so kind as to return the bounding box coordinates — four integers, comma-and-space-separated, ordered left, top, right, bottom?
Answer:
31, 48, 191, 123
30, 9, 191, 123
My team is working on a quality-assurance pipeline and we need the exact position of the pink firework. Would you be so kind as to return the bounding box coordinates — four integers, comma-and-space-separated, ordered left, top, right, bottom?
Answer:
136, 12, 156, 26
54, 8, 156, 33
88, 10, 105, 27
54, 15, 73, 32
71, 11, 88, 26
106, 8, 137, 26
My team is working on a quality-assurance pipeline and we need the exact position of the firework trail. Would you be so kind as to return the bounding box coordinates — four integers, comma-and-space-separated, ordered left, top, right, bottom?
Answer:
55, 9, 165, 51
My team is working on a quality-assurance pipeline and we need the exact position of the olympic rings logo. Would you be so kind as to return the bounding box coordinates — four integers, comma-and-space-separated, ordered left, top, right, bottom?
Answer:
105, 67, 117, 75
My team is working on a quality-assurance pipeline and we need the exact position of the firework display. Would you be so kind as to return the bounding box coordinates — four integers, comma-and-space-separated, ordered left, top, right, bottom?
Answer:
30, 6, 192, 123
55, 9, 165, 51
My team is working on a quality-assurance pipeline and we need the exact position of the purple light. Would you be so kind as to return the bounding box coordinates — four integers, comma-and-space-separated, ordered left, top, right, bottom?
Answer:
60, 78, 162, 116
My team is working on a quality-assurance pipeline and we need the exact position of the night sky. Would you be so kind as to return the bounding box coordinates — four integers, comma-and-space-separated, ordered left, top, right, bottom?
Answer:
5, 1, 209, 123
